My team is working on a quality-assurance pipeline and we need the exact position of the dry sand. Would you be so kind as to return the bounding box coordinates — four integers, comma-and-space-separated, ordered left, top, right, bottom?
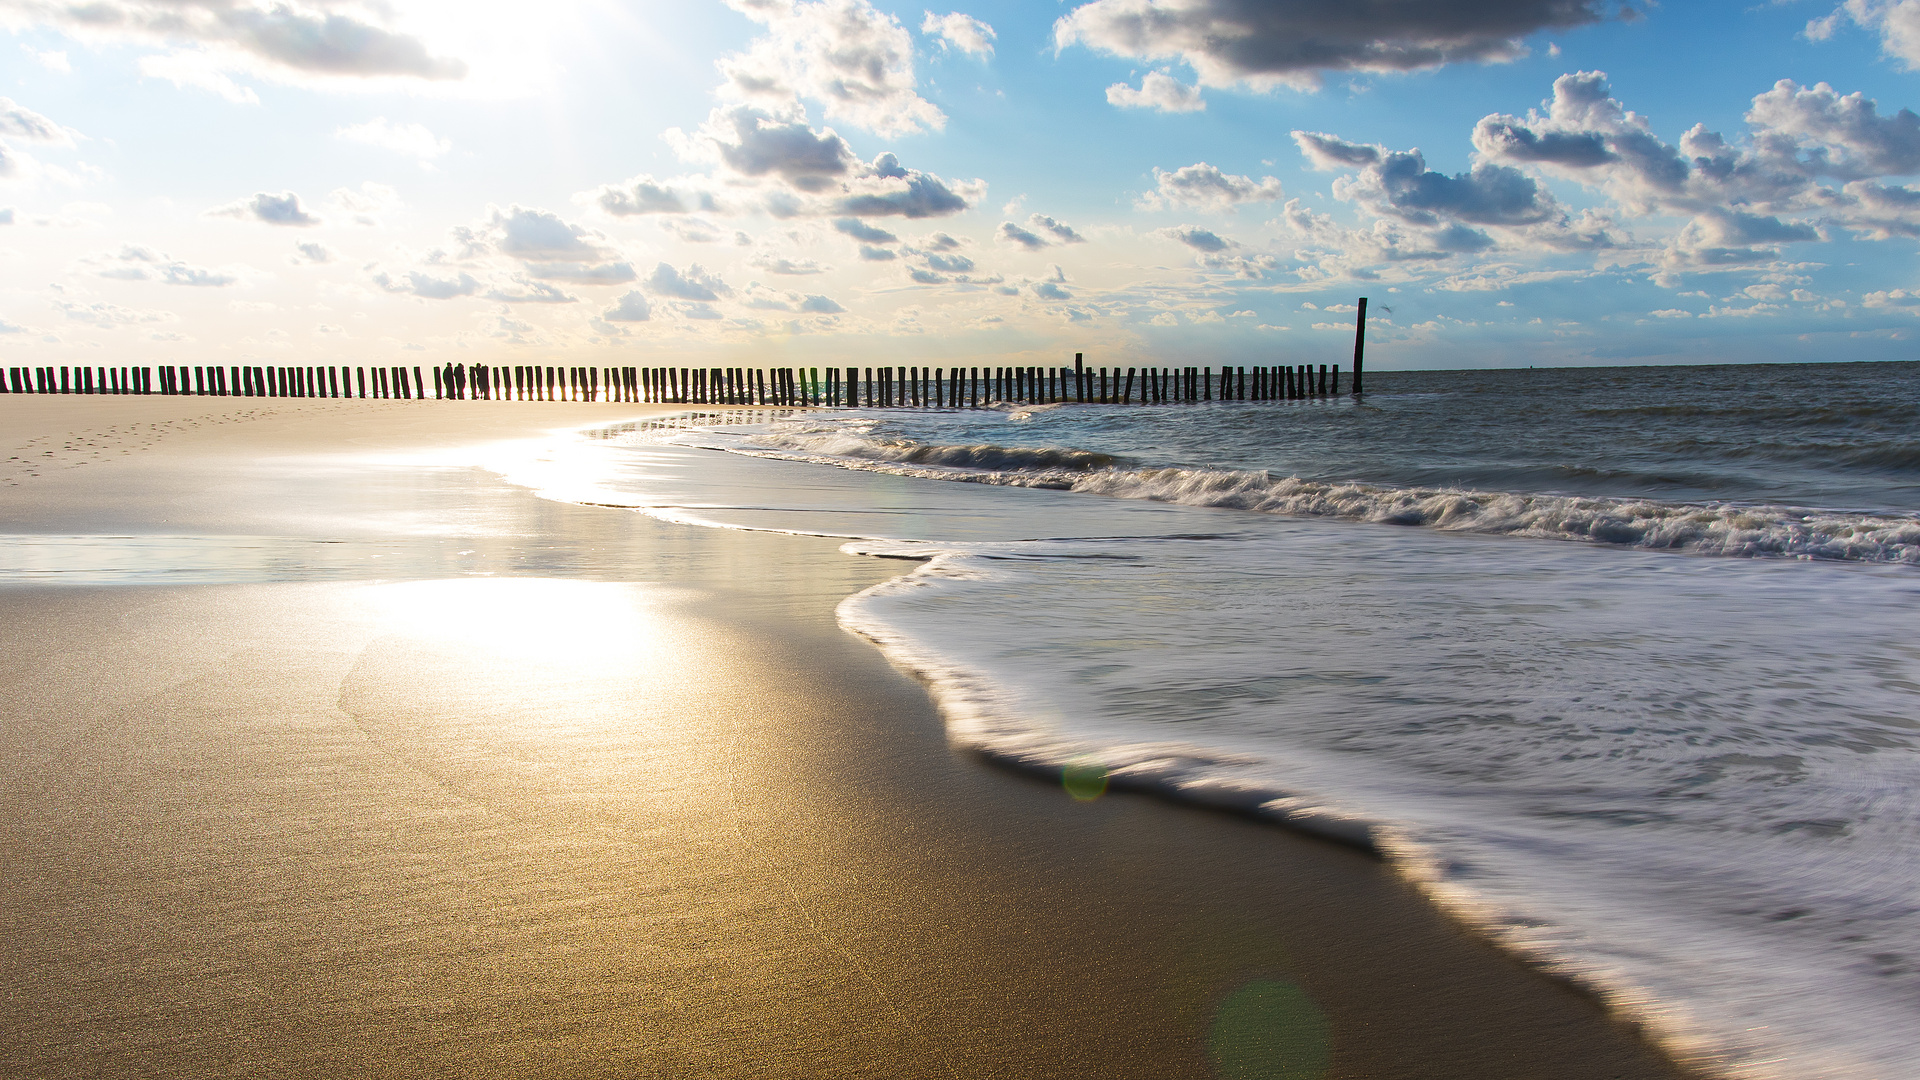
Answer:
0, 396, 1693, 1078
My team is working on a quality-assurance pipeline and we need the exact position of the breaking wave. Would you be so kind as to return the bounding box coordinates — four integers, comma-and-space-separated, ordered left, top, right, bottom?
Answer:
738, 424, 1920, 563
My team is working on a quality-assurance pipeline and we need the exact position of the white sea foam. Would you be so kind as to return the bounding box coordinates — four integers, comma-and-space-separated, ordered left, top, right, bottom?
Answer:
731, 420, 1920, 563
834, 530, 1920, 1080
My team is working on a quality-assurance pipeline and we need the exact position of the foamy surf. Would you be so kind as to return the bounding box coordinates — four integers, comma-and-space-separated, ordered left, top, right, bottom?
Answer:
833, 530, 1920, 1080
729, 419, 1920, 563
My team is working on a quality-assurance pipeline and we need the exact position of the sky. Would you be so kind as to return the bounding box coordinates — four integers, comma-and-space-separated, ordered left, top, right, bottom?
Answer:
7, 0, 1920, 372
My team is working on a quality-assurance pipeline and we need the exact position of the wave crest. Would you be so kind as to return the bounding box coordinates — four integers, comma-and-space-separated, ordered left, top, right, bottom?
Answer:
735, 424, 1920, 563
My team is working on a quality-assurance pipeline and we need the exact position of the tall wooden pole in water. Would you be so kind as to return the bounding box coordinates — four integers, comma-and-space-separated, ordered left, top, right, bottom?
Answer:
1352, 296, 1367, 395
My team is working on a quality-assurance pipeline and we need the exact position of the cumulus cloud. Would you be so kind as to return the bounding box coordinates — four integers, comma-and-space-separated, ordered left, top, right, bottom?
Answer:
1294, 131, 1562, 226
371, 269, 479, 299
470, 205, 617, 263
291, 240, 335, 263
3, 0, 467, 81
589, 174, 719, 216
1054, 0, 1617, 90
634, 104, 980, 222
336, 117, 449, 161
1157, 224, 1234, 251
1470, 71, 1920, 265
744, 283, 846, 312
831, 152, 983, 218
833, 216, 898, 243
922, 11, 995, 56
675, 104, 858, 191
997, 213, 1087, 249
1106, 70, 1205, 112
208, 190, 321, 226
603, 291, 652, 322
647, 262, 732, 301
0, 97, 76, 144
483, 278, 576, 304
997, 221, 1046, 249
1139, 162, 1284, 210
1809, 0, 1920, 69
751, 253, 830, 274
86, 244, 241, 286
1028, 213, 1086, 243
720, 0, 944, 137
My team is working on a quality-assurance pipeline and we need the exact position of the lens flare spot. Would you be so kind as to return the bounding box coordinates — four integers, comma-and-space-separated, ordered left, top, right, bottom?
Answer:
1062, 758, 1108, 801
1207, 979, 1330, 1080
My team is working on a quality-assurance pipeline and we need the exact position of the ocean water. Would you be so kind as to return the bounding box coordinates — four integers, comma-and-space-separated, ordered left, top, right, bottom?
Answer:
555, 362, 1920, 1080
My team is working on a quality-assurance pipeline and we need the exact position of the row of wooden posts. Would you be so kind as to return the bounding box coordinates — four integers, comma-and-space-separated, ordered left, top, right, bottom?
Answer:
4, 300, 1371, 406
3, 357, 1351, 405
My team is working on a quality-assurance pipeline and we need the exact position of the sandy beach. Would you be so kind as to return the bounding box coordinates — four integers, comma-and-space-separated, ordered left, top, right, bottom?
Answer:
0, 396, 1692, 1078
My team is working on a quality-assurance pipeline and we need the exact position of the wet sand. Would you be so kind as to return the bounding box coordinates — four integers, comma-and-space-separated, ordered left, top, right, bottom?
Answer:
0, 397, 1693, 1078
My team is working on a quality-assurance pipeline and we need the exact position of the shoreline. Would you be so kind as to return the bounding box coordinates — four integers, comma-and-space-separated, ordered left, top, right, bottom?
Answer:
0, 397, 1694, 1077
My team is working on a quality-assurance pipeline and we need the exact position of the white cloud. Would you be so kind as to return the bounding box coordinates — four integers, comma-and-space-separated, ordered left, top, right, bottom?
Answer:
54, 297, 177, 326
0, 97, 77, 145
85, 244, 242, 286
24, 46, 69, 72
588, 174, 721, 217
720, 0, 944, 137
1812, 0, 1920, 69
998, 221, 1047, 249
646, 262, 732, 301
660, 217, 725, 243
291, 241, 335, 264
996, 213, 1087, 249
336, 117, 450, 162
473, 205, 615, 262
1139, 162, 1284, 210
751, 253, 831, 274
6, 1, 466, 82
615, 106, 981, 223
371, 269, 478, 300
1054, 0, 1616, 90
922, 11, 995, 57
208, 190, 321, 226
326, 182, 401, 227
603, 291, 652, 322
1106, 70, 1205, 113
674, 104, 858, 191
138, 49, 260, 103
1469, 71, 1920, 266
1156, 224, 1234, 251
833, 217, 898, 243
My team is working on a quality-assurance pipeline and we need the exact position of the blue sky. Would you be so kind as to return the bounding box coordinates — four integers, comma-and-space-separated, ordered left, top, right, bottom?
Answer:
7, 0, 1920, 371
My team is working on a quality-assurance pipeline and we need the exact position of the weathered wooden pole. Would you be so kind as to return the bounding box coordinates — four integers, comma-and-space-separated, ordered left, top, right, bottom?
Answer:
1352, 296, 1367, 395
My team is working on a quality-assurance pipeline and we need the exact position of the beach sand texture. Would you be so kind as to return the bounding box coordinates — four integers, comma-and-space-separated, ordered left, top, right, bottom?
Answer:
0, 397, 1689, 1078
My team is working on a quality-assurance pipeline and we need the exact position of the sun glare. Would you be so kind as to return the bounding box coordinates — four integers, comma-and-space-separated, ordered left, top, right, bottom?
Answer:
365, 577, 665, 663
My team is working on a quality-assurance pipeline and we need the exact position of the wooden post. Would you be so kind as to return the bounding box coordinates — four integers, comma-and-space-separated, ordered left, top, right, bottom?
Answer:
1352, 296, 1367, 395
1075, 353, 1085, 402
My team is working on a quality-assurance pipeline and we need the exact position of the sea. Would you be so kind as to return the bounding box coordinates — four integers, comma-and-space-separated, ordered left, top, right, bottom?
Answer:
541, 361, 1920, 1080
